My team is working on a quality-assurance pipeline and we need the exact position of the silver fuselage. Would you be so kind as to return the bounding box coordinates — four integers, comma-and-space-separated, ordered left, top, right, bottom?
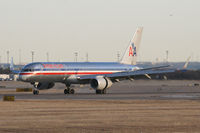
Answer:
19, 62, 140, 84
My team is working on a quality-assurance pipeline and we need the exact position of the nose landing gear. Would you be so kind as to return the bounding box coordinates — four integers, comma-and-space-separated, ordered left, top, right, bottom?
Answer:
33, 89, 39, 95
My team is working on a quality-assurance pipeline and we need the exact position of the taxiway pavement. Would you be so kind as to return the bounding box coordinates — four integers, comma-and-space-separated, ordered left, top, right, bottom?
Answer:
0, 80, 200, 100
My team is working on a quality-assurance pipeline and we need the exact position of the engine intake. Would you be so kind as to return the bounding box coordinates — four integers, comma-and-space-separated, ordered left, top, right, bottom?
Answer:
90, 77, 112, 90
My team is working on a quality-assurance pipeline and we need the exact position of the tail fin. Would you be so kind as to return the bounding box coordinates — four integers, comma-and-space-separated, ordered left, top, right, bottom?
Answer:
10, 57, 20, 74
183, 56, 191, 69
120, 27, 143, 65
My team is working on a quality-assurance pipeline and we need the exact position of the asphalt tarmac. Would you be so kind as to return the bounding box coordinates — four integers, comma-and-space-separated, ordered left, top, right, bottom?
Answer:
0, 80, 200, 100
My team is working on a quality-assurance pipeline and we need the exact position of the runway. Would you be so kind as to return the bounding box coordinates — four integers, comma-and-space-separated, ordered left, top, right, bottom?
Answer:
1, 80, 200, 133
0, 80, 200, 100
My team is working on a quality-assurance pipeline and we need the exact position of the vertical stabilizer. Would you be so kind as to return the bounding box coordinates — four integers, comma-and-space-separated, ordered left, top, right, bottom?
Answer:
10, 57, 20, 74
183, 56, 191, 69
120, 27, 143, 65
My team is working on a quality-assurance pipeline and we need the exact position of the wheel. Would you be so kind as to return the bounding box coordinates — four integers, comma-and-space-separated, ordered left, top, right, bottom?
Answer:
64, 88, 75, 94
33, 90, 39, 95
64, 89, 69, 94
69, 89, 75, 94
96, 89, 106, 94
96, 90, 102, 94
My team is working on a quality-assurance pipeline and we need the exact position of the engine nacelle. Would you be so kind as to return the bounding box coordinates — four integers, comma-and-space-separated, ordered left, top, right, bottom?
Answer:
33, 82, 55, 90
90, 77, 113, 90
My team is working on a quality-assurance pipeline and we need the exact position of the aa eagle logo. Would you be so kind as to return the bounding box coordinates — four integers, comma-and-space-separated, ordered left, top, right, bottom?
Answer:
129, 43, 137, 56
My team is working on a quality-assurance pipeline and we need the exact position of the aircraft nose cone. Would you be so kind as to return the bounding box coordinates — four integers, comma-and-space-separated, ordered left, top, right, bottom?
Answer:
18, 74, 27, 81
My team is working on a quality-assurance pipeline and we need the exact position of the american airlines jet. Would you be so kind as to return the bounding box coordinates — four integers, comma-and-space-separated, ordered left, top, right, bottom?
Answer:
18, 27, 174, 95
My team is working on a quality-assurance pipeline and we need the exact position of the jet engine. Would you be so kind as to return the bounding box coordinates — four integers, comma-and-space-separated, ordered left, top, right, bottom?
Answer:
90, 77, 113, 90
33, 82, 55, 90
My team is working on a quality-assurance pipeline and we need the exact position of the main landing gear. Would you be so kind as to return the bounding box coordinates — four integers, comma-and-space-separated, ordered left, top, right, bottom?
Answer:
64, 84, 75, 94
96, 89, 107, 94
64, 88, 75, 94
33, 89, 39, 95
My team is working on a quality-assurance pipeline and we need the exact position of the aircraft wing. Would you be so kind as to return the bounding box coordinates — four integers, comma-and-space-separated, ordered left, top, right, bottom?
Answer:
77, 65, 175, 81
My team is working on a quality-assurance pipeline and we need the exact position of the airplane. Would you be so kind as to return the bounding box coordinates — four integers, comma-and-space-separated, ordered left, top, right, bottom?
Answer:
10, 57, 21, 74
18, 27, 175, 95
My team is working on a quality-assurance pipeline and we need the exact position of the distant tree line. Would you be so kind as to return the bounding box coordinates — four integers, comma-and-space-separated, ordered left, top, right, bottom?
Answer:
132, 70, 200, 80
0, 68, 12, 74
147, 70, 200, 80
163, 70, 200, 80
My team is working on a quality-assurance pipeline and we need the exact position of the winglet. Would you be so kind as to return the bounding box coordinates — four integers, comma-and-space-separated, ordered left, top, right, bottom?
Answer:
183, 56, 191, 69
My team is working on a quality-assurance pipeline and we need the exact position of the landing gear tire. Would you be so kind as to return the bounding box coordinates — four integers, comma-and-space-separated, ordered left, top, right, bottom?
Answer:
96, 90, 101, 94
69, 89, 75, 94
96, 89, 106, 94
64, 89, 69, 94
33, 90, 39, 95
64, 88, 75, 94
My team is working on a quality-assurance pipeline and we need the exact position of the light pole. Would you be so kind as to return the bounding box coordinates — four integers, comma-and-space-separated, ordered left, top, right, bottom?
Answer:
6, 51, 9, 64
86, 52, 88, 62
166, 50, 169, 62
117, 51, 120, 62
74, 52, 78, 62
19, 49, 21, 65
47, 52, 49, 62
31, 51, 34, 62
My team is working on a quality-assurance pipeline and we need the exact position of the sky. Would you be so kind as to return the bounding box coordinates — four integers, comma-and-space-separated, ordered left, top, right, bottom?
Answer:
0, 0, 200, 64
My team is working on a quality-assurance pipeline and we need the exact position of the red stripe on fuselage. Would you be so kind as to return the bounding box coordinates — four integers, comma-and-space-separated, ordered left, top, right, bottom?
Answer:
19, 72, 113, 75
19, 73, 33, 75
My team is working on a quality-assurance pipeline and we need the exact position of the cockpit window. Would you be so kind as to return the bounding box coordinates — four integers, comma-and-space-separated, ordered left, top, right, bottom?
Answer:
22, 63, 43, 72
22, 68, 34, 72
